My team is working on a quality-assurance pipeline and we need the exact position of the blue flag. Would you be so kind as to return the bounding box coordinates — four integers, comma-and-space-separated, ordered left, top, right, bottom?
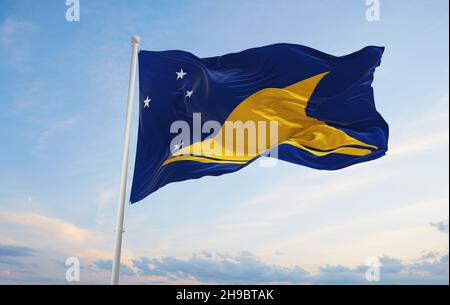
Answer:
130, 44, 388, 203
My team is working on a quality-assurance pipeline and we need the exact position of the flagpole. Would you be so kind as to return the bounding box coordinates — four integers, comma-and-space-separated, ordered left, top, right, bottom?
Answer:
111, 35, 140, 285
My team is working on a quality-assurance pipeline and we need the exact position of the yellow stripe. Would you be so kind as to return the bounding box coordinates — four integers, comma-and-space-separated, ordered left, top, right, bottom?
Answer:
283, 141, 373, 157
164, 156, 250, 165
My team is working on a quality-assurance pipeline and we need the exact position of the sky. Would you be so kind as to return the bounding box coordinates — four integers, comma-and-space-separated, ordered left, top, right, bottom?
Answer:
0, 0, 448, 284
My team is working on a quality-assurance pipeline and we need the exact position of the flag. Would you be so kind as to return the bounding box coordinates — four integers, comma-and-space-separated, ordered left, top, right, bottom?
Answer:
130, 43, 389, 203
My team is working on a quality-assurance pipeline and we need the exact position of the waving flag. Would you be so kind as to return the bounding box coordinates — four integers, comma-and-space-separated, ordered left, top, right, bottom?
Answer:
130, 43, 388, 203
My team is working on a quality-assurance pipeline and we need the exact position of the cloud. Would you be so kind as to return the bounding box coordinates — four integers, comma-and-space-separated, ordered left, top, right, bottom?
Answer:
35, 116, 79, 150
0, 211, 101, 244
95, 184, 118, 226
0, 244, 38, 271
391, 132, 449, 157
314, 253, 449, 284
246, 172, 385, 207
0, 211, 116, 284
94, 259, 135, 276
0, 17, 37, 68
130, 251, 449, 284
0, 18, 36, 47
213, 171, 389, 236
0, 244, 38, 257
132, 251, 310, 284
430, 220, 449, 233
391, 95, 449, 157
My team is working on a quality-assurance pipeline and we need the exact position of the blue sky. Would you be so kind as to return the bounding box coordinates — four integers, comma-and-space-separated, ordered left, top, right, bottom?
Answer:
0, 0, 448, 284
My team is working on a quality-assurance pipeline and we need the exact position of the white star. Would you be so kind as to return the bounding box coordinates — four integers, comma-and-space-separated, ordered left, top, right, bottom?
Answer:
143, 96, 151, 108
176, 68, 187, 80
186, 90, 193, 98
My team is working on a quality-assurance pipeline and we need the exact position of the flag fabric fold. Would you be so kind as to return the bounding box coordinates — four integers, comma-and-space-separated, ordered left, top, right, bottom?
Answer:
130, 43, 388, 204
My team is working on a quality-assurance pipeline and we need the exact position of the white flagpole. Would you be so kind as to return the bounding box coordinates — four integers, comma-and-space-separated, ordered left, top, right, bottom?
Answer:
111, 35, 140, 285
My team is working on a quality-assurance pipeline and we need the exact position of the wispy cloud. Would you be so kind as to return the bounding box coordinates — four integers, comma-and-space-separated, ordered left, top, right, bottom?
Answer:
0, 17, 37, 68
95, 184, 118, 226
0, 18, 36, 47
430, 220, 449, 233
391, 132, 449, 157
0, 244, 38, 257
94, 259, 135, 276
0, 209, 137, 284
390, 96, 449, 157
35, 116, 79, 150
0, 211, 101, 244
0, 210, 110, 284
0, 244, 39, 275
257, 198, 449, 265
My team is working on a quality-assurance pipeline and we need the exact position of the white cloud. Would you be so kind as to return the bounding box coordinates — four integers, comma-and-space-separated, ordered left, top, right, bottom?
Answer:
0, 210, 108, 284
430, 220, 449, 233
0, 209, 139, 284
95, 184, 118, 226
390, 132, 449, 157
259, 198, 449, 265
390, 95, 449, 157
12, 79, 46, 114
35, 116, 79, 150
0, 18, 36, 47
0, 210, 101, 244
246, 170, 387, 207
0, 17, 37, 68
199, 170, 390, 242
